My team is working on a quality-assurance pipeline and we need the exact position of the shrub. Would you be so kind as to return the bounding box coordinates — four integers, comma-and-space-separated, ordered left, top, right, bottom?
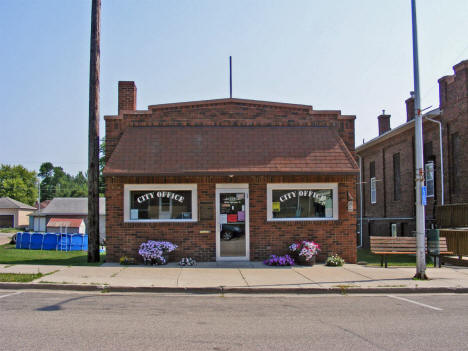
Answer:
326, 254, 345, 266
119, 256, 136, 265
264, 254, 295, 266
138, 240, 178, 265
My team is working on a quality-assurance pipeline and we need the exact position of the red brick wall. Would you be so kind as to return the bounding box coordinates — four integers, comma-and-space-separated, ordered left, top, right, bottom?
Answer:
357, 59, 468, 245
105, 175, 357, 263
439, 60, 468, 204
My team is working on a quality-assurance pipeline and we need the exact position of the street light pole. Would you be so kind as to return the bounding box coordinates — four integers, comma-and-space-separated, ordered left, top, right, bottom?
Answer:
411, 0, 427, 279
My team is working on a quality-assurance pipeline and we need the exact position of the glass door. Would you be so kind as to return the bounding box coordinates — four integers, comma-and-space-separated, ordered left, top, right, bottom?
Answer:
216, 187, 249, 261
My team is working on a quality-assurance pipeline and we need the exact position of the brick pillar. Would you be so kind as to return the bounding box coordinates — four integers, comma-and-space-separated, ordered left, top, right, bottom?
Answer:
405, 92, 415, 122
118, 81, 137, 113
377, 111, 391, 135
453, 59, 468, 102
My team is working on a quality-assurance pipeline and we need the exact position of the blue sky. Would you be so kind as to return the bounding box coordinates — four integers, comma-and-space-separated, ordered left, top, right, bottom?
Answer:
1, 0, 467, 175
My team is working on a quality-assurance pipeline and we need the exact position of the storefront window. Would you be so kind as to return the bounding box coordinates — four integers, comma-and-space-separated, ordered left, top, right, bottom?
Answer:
124, 185, 197, 222
267, 184, 338, 221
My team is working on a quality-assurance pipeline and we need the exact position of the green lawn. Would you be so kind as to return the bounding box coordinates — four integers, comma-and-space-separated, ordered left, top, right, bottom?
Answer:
0, 272, 43, 282
0, 228, 17, 234
0, 244, 105, 266
357, 248, 434, 267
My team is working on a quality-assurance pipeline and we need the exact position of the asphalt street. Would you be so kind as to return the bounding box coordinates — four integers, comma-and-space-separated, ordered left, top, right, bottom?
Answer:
0, 290, 467, 350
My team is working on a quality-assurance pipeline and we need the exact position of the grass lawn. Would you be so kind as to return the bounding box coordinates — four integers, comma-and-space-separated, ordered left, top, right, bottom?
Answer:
0, 228, 17, 234
0, 272, 43, 282
357, 248, 434, 267
0, 244, 105, 266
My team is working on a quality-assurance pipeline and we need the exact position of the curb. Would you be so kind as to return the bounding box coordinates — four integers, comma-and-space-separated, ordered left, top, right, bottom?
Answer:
1, 282, 468, 294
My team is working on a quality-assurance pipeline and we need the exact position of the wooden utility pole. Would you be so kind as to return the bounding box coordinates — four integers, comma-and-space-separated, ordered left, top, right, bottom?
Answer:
88, 0, 101, 262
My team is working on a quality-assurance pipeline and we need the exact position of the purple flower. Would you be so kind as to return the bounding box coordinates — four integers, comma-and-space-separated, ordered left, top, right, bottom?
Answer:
264, 254, 295, 266
138, 240, 178, 264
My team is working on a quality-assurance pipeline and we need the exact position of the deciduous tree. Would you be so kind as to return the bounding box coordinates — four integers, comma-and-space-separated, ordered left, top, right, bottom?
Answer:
0, 164, 37, 205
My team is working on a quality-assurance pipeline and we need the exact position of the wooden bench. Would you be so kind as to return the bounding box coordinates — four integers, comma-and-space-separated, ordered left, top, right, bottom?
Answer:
370, 236, 453, 268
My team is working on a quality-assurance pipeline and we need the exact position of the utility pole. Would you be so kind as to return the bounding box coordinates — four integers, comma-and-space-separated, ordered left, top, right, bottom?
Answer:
411, 0, 427, 279
37, 181, 40, 213
88, 0, 101, 262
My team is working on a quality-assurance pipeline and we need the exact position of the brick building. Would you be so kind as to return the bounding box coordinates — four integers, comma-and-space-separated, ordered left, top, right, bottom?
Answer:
104, 81, 359, 263
356, 59, 468, 247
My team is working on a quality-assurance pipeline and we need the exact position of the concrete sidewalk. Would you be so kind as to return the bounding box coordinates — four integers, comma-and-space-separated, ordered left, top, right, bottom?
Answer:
2, 261, 468, 293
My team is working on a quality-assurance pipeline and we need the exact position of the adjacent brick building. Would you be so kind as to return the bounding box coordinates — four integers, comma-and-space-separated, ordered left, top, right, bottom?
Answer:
356, 59, 468, 247
104, 81, 359, 263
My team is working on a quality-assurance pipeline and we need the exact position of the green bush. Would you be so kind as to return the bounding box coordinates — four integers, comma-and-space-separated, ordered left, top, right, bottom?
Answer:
120, 256, 136, 265
326, 254, 345, 266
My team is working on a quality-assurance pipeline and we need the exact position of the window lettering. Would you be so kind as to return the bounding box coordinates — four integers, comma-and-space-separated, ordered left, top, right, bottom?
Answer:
137, 191, 185, 204
130, 190, 192, 220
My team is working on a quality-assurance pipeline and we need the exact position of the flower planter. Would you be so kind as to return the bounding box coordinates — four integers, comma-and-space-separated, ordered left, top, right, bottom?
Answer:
289, 240, 320, 266
144, 252, 169, 266
292, 252, 316, 266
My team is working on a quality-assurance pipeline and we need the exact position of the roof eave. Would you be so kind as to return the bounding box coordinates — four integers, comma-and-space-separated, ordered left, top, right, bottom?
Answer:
356, 108, 441, 153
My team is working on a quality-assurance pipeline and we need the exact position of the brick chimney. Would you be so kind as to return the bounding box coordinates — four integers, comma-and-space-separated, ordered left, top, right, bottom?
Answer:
378, 110, 391, 135
405, 91, 415, 122
118, 81, 137, 113
438, 76, 451, 109
439, 59, 468, 109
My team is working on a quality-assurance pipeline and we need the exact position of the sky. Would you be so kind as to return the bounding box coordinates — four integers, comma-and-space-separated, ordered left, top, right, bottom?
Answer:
1, 0, 467, 176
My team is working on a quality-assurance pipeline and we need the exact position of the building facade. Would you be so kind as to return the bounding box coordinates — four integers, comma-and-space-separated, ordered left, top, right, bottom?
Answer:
356, 59, 468, 247
104, 82, 359, 263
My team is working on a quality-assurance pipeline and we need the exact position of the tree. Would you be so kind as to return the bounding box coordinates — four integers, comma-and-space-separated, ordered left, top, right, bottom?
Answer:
38, 162, 87, 200
0, 164, 38, 206
88, 0, 101, 262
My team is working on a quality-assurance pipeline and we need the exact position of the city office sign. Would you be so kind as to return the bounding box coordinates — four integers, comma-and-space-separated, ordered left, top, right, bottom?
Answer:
136, 191, 184, 204
279, 190, 327, 203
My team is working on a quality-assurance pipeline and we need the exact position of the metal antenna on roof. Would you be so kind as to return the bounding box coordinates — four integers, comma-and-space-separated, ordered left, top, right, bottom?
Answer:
229, 56, 232, 98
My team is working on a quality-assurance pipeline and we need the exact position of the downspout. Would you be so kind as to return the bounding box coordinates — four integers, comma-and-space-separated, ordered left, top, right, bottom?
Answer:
358, 155, 363, 248
424, 116, 444, 205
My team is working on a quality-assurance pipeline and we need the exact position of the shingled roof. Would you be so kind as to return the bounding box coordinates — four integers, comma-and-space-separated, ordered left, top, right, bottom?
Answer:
0, 197, 36, 210
38, 198, 106, 216
104, 126, 358, 176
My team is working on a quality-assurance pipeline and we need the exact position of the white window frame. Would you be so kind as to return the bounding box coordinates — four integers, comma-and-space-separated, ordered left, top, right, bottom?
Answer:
266, 183, 339, 221
370, 177, 377, 204
123, 184, 198, 223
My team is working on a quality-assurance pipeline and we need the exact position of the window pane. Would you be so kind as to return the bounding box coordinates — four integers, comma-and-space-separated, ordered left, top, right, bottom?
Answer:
271, 189, 333, 219
370, 178, 376, 204
370, 161, 375, 179
130, 190, 192, 220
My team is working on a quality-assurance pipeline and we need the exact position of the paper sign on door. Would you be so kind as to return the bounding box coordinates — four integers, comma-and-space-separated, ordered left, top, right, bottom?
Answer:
227, 214, 237, 223
220, 214, 228, 224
